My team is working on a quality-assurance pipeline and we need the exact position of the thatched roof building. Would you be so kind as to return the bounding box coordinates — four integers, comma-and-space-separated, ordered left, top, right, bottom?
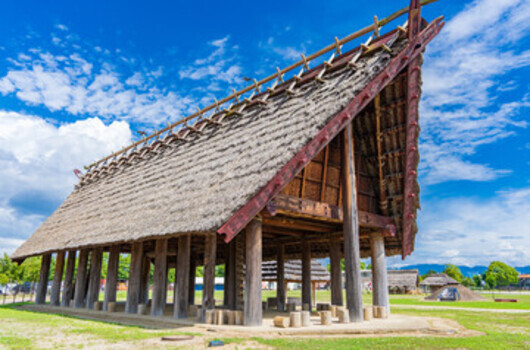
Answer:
262, 259, 330, 283
12, 2, 444, 327
388, 269, 418, 293
419, 273, 458, 292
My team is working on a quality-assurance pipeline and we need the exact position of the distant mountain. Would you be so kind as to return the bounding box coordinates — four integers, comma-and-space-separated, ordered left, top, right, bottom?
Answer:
396, 264, 530, 277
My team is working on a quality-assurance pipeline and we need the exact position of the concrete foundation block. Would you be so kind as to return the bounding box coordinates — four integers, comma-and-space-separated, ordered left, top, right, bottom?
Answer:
137, 303, 148, 315
188, 304, 199, 318
301, 311, 311, 327
214, 309, 224, 325
273, 316, 290, 328
363, 306, 373, 321
234, 310, 243, 325
204, 309, 215, 324
373, 306, 388, 319
289, 311, 301, 328
302, 303, 310, 311
337, 308, 350, 324
107, 302, 116, 313
320, 310, 332, 325
286, 302, 297, 312
93, 301, 102, 311
226, 310, 236, 325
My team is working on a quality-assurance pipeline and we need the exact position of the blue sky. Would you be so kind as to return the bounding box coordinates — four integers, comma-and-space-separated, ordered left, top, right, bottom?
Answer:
0, 0, 528, 267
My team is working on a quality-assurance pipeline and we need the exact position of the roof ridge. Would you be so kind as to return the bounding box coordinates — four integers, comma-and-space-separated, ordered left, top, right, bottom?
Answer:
82, 0, 438, 176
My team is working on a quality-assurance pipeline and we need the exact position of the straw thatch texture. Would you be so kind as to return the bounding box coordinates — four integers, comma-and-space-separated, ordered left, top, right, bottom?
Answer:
419, 273, 458, 292
262, 259, 330, 282
387, 269, 418, 291
12, 35, 408, 261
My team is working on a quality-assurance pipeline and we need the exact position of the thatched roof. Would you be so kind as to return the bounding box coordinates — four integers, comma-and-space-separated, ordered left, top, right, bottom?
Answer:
419, 273, 459, 287
425, 284, 486, 301
388, 269, 418, 289
262, 259, 330, 282
12, 18, 443, 261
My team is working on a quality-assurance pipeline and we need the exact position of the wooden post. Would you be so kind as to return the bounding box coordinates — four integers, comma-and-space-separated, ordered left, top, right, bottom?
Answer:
189, 256, 196, 306
276, 244, 286, 312
73, 249, 89, 308
371, 232, 390, 314
126, 242, 143, 314
223, 243, 232, 307
234, 233, 245, 310
50, 252, 65, 306
301, 237, 312, 311
151, 239, 168, 316
86, 248, 103, 310
61, 250, 76, 307
244, 218, 262, 326
103, 245, 120, 311
174, 234, 191, 319
35, 254, 51, 305
329, 239, 343, 306
342, 124, 364, 322
201, 233, 217, 322
140, 256, 150, 305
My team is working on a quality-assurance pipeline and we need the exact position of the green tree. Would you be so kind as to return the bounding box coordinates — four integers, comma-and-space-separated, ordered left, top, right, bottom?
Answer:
443, 264, 463, 283
473, 274, 483, 288
215, 264, 225, 277
484, 261, 519, 288
0, 273, 9, 285
461, 277, 474, 287
20, 257, 41, 283
118, 254, 131, 280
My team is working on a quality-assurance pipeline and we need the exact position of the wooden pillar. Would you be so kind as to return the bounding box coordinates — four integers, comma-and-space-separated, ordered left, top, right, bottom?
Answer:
201, 233, 217, 322
301, 237, 312, 310
225, 240, 236, 309
73, 249, 89, 308
61, 250, 76, 307
50, 252, 65, 306
234, 233, 245, 310
341, 124, 364, 322
126, 242, 143, 314
371, 232, 390, 314
139, 256, 150, 305
188, 255, 196, 306
276, 244, 286, 312
151, 239, 168, 316
329, 239, 343, 306
162, 263, 169, 307
174, 234, 191, 319
104, 245, 120, 311
223, 243, 232, 307
86, 248, 103, 309
35, 253, 51, 305
244, 218, 262, 326
312, 282, 317, 308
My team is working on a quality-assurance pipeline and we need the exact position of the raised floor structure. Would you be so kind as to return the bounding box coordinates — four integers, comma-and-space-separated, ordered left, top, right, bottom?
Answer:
12, 0, 444, 327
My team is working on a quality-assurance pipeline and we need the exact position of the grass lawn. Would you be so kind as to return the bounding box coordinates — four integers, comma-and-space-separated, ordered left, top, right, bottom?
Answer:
2, 291, 527, 349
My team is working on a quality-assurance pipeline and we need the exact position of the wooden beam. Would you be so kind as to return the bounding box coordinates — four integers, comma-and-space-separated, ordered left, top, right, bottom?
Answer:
35, 254, 51, 305
174, 234, 191, 319
50, 251, 65, 306
267, 194, 396, 235
126, 242, 143, 314
225, 240, 236, 309
201, 233, 217, 322
86, 248, 103, 310
61, 250, 76, 307
276, 244, 286, 312
374, 94, 389, 216
244, 218, 262, 326
329, 238, 343, 306
262, 215, 336, 233
301, 237, 312, 311
73, 249, 89, 308
320, 146, 330, 202
342, 124, 364, 322
371, 232, 390, 313
104, 246, 120, 311
151, 238, 168, 316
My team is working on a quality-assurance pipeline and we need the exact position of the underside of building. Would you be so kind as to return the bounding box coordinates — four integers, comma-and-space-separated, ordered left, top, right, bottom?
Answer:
12, 1, 444, 327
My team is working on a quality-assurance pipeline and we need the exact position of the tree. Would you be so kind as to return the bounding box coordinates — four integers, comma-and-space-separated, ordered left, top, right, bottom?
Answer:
0, 273, 9, 285
443, 264, 463, 283
461, 277, 474, 287
473, 274, 483, 288
484, 261, 519, 288
21, 257, 41, 283
118, 254, 131, 280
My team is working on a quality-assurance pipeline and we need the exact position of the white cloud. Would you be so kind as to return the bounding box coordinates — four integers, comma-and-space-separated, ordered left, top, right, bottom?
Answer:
403, 187, 530, 266
0, 48, 195, 125
0, 111, 132, 254
420, 0, 530, 184
178, 36, 243, 87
